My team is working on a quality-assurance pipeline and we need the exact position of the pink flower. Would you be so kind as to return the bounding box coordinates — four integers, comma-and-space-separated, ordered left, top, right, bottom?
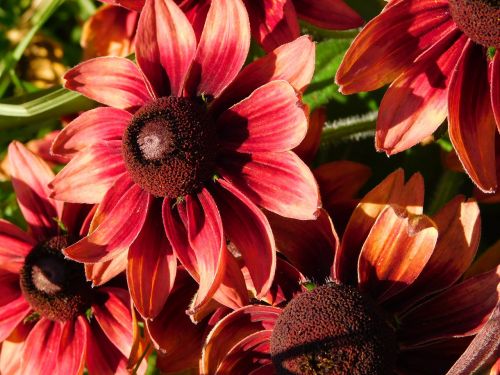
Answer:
50, 0, 319, 319
0, 142, 136, 375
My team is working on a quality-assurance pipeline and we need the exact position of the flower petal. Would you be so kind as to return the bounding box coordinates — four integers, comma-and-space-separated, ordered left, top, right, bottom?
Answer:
218, 80, 307, 153
0, 220, 34, 273
64, 57, 151, 110
93, 287, 133, 357
490, 52, 500, 132
294, 107, 324, 164
358, 205, 438, 303
448, 41, 497, 192
0, 272, 31, 342
185, 0, 250, 98
64, 177, 150, 263
51, 107, 130, 157
49, 141, 126, 204
294, 0, 363, 30
56, 318, 87, 375
127, 200, 177, 319
220, 151, 320, 220
99, 0, 145, 11
22, 319, 61, 374
0, 322, 32, 375
376, 30, 467, 155
85, 251, 128, 286
136, 0, 196, 96
8, 141, 62, 240
336, 0, 455, 94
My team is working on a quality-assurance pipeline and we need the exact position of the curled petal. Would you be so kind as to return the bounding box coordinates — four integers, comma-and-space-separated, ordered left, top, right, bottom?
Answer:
294, 0, 363, 30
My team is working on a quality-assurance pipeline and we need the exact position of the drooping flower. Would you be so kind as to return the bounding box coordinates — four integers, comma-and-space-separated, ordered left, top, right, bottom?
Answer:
50, 0, 319, 319
201, 169, 499, 374
97, 0, 363, 51
336, 0, 500, 193
0, 142, 136, 375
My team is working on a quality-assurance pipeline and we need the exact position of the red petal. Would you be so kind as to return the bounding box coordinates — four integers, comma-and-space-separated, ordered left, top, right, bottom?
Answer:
218, 80, 307, 153
186, 0, 250, 98
243, 0, 299, 52
8, 141, 62, 240
490, 52, 500, 132
220, 151, 320, 220
212, 179, 275, 298
448, 41, 497, 192
376, 30, 467, 155
49, 141, 126, 204
64, 179, 150, 263
294, 107, 324, 164
0, 322, 32, 375
99, 0, 145, 11
93, 287, 133, 357
0, 271, 31, 342
213, 35, 314, 113
127, 200, 177, 319
0, 220, 34, 273
358, 205, 438, 303
51, 107, 129, 157
22, 319, 61, 374
294, 0, 363, 30
136, 0, 196, 96
336, 0, 455, 94
85, 251, 128, 286
64, 57, 151, 110
56, 318, 87, 375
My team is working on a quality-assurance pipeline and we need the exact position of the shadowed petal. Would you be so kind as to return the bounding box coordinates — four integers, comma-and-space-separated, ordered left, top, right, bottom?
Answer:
56, 318, 87, 375
294, 0, 363, 30
448, 41, 497, 192
358, 205, 438, 303
49, 141, 126, 204
220, 151, 320, 220
22, 319, 61, 374
64, 178, 150, 263
185, 0, 250, 97
336, 0, 455, 94
0, 220, 34, 273
93, 287, 133, 357
294, 107, 324, 164
8, 141, 62, 241
127, 200, 177, 319
464, 240, 500, 279
64, 57, 151, 110
376, 30, 467, 154
218, 80, 307, 153
51, 107, 130, 157
99, 0, 145, 11
85, 251, 128, 287
490, 52, 500, 132
0, 271, 31, 341
136, 0, 196, 96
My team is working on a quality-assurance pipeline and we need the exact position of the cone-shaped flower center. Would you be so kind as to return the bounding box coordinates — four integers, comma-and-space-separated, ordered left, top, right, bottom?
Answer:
270, 283, 397, 375
122, 97, 217, 198
20, 235, 92, 321
448, 0, 499, 47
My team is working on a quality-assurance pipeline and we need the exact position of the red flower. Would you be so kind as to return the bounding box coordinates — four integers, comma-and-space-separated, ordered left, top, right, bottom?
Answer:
0, 142, 136, 375
200, 169, 499, 374
98, 0, 363, 51
50, 0, 319, 319
336, 0, 500, 193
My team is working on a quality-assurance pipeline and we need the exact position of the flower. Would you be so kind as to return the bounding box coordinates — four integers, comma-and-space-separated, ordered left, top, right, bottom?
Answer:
200, 169, 499, 374
0, 142, 136, 375
336, 0, 500, 193
98, 0, 363, 51
50, 0, 319, 319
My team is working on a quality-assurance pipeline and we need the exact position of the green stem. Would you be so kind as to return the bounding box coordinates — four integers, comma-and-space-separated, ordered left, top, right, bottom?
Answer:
427, 170, 465, 215
321, 111, 377, 144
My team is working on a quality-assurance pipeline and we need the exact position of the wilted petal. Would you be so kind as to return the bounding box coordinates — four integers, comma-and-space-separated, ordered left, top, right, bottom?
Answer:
0, 220, 34, 273
51, 107, 129, 157
294, 0, 363, 30
64, 57, 151, 110
136, 0, 196, 96
358, 205, 438, 303
218, 80, 307, 153
448, 41, 497, 192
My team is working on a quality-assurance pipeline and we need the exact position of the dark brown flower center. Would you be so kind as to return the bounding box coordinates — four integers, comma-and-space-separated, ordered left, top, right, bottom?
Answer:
448, 0, 500, 47
270, 283, 397, 375
122, 97, 217, 198
20, 235, 92, 321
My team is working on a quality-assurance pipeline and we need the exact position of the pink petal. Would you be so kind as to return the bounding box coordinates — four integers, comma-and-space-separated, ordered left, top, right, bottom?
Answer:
220, 151, 320, 220
213, 35, 314, 113
56, 318, 87, 375
448, 40, 497, 192
0, 322, 32, 375
243, 0, 299, 52
185, 0, 250, 97
294, 0, 363, 30
163, 189, 227, 314
376, 30, 467, 155
85, 251, 128, 286
51, 107, 130, 157
218, 80, 307, 153
0, 272, 31, 342
490, 52, 500, 132
22, 319, 61, 374
49, 141, 126, 204
93, 287, 133, 357
336, 0, 455, 94
136, 0, 196, 96
0, 220, 34, 273
212, 179, 275, 299
64, 57, 151, 110
127, 200, 177, 319
64, 177, 150, 263
8, 141, 62, 240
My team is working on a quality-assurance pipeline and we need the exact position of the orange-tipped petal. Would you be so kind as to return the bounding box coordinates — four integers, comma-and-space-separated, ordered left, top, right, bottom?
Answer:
85, 251, 128, 286
464, 240, 500, 279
